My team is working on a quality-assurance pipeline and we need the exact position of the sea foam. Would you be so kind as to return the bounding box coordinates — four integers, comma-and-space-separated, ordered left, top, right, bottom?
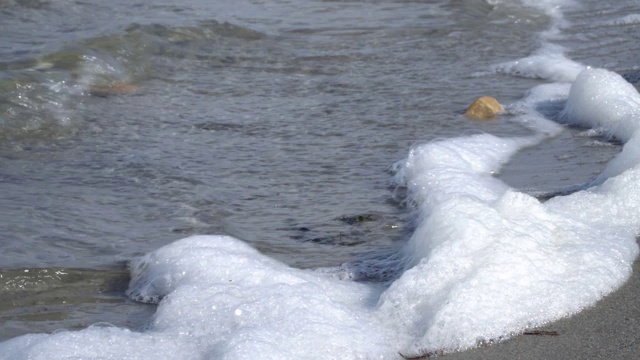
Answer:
561, 68, 640, 181
1, 235, 395, 360
492, 44, 585, 82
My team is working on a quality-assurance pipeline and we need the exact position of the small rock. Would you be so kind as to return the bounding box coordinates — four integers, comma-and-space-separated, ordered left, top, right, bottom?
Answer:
464, 96, 503, 120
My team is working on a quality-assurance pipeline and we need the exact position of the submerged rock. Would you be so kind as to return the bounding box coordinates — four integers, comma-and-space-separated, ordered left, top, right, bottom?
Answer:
464, 96, 503, 120
338, 213, 381, 225
89, 82, 138, 97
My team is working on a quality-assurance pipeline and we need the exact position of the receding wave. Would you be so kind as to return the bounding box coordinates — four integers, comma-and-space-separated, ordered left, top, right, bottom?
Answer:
0, 20, 264, 142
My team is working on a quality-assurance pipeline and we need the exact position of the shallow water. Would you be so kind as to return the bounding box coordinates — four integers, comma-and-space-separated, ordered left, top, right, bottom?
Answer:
0, 0, 638, 350
0, 266, 154, 340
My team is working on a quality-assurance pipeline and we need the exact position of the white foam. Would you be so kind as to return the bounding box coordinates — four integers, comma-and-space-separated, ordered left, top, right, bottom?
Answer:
561, 68, 640, 142
561, 68, 640, 182
0, 327, 195, 360
605, 14, 640, 26
126, 235, 396, 360
485, 0, 575, 14
492, 43, 585, 82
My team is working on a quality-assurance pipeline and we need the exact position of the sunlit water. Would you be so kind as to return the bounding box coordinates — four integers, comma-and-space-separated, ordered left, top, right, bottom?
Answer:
1, 0, 638, 346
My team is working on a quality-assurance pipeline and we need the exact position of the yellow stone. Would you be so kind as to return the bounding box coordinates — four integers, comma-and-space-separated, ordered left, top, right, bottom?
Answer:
464, 96, 504, 120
